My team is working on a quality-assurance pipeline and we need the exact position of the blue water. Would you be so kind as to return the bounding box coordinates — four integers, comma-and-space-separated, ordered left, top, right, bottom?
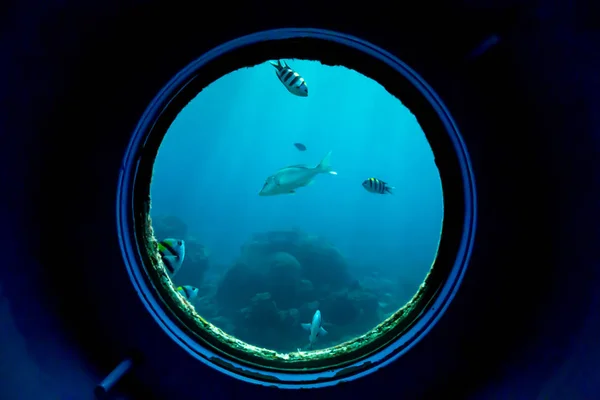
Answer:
150, 59, 443, 349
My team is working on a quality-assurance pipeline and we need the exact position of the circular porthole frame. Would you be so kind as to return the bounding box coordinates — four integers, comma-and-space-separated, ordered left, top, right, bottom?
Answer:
116, 28, 477, 388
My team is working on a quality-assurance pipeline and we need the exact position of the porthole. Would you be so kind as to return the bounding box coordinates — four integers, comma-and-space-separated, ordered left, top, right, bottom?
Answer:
117, 28, 476, 388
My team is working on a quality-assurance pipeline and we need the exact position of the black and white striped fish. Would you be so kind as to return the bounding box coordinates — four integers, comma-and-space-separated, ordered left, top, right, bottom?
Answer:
158, 238, 185, 276
269, 60, 308, 97
362, 178, 395, 195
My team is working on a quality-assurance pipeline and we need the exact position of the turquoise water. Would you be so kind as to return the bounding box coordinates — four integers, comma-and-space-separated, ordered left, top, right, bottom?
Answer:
150, 60, 443, 352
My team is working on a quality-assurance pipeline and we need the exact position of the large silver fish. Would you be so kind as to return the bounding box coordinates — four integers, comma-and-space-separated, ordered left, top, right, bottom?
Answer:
259, 151, 337, 196
269, 59, 308, 97
301, 309, 328, 349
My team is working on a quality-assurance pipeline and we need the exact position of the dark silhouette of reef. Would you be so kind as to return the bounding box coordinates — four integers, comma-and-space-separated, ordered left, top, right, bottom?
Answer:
152, 215, 420, 352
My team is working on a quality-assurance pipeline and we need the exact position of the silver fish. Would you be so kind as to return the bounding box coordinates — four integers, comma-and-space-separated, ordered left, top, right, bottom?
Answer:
259, 151, 337, 196
269, 60, 308, 97
301, 309, 328, 349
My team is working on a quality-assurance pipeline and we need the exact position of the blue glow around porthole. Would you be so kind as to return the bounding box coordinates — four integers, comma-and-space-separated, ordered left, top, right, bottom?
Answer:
116, 28, 477, 388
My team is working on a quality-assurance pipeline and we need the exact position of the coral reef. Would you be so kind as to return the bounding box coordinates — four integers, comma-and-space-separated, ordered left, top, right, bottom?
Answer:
211, 229, 414, 352
150, 215, 425, 356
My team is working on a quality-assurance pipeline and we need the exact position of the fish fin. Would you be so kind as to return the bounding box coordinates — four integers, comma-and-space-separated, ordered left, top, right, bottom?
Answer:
316, 151, 337, 175
319, 327, 328, 336
301, 323, 311, 331
269, 60, 281, 69
385, 186, 395, 195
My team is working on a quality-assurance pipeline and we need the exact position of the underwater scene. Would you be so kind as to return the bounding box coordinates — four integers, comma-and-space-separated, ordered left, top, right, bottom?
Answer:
150, 59, 443, 353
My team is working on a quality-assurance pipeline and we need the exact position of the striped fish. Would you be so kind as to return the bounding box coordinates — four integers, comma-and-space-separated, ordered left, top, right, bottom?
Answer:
176, 285, 199, 301
157, 238, 185, 276
362, 178, 394, 195
269, 60, 308, 97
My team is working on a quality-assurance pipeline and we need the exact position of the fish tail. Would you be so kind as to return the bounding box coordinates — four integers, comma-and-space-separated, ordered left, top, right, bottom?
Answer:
269, 60, 282, 69
386, 185, 395, 195
316, 151, 337, 175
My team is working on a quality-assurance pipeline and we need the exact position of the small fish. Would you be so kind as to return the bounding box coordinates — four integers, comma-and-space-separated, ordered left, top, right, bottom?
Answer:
269, 60, 308, 97
294, 142, 307, 151
301, 309, 328, 349
362, 177, 394, 195
176, 285, 199, 301
259, 151, 337, 196
157, 238, 185, 276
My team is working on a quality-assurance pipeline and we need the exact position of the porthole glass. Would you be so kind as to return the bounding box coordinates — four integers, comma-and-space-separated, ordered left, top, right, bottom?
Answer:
117, 29, 476, 387
149, 59, 442, 354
